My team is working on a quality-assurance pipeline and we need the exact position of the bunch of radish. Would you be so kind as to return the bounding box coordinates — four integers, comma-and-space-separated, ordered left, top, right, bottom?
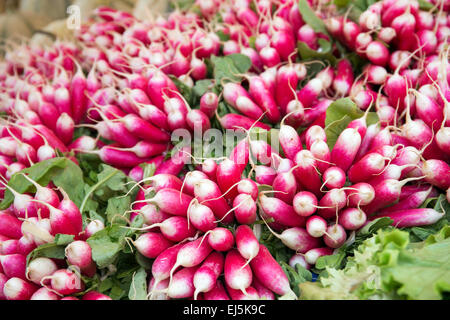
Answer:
0, 175, 110, 300
0, 0, 449, 300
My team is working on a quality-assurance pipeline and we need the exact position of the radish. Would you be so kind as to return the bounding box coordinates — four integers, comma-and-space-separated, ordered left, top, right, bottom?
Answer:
217, 113, 271, 131
187, 200, 217, 232
223, 83, 264, 120
134, 232, 174, 259
323, 224, 347, 248
65, 241, 95, 276
279, 123, 303, 161
331, 128, 362, 173
0, 182, 38, 219
146, 188, 193, 217
149, 244, 183, 297
293, 191, 318, 217
203, 280, 230, 300
333, 59, 354, 96
340, 208, 368, 231
193, 252, 224, 300
84, 220, 105, 239
169, 236, 212, 286
363, 177, 425, 215
252, 277, 275, 300
20, 174, 60, 219
304, 247, 334, 265
306, 215, 329, 238
272, 170, 298, 204
167, 266, 198, 299
322, 167, 347, 190
293, 150, 322, 197
207, 228, 235, 252
379, 186, 434, 214
200, 92, 219, 119
0, 214, 23, 239
225, 284, 259, 300
216, 158, 242, 201
82, 291, 112, 300
250, 245, 297, 299
3, 277, 38, 300
422, 159, 450, 190
348, 152, 387, 183
233, 194, 257, 225
309, 139, 331, 174
317, 188, 347, 220
26, 257, 58, 285
346, 182, 376, 207
304, 125, 327, 149
259, 193, 306, 227
237, 179, 258, 200
289, 254, 310, 270
30, 287, 60, 300
194, 179, 234, 224
254, 166, 277, 185
373, 208, 445, 228
235, 225, 260, 266
0, 254, 27, 280
49, 269, 84, 295
142, 216, 196, 242
224, 250, 253, 295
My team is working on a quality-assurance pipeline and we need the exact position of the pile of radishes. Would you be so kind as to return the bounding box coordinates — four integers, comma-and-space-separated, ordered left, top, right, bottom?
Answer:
0, 0, 449, 300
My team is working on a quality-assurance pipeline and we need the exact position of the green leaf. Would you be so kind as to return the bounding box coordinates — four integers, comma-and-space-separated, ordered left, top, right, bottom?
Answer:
0, 158, 85, 210
298, 0, 329, 36
192, 79, 214, 98
169, 75, 194, 106
54, 234, 75, 246
87, 227, 123, 269
211, 54, 251, 84
297, 40, 337, 65
418, 0, 434, 10
315, 251, 346, 270
216, 30, 230, 42
27, 242, 67, 265
128, 268, 148, 300
358, 217, 394, 236
105, 196, 131, 226
324, 98, 379, 150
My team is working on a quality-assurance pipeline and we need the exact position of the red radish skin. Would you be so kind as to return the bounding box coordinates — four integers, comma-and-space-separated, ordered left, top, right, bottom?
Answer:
216, 159, 242, 201
259, 194, 306, 227
303, 126, 327, 149
0, 215, 23, 239
237, 179, 258, 200
0, 254, 27, 280
233, 194, 257, 225
306, 215, 328, 238
252, 277, 275, 300
167, 266, 199, 299
207, 228, 235, 252
187, 201, 217, 232
50, 269, 84, 296
331, 128, 362, 172
318, 188, 347, 219
422, 160, 450, 190
304, 247, 334, 265
225, 284, 259, 300
145, 216, 197, 242
82, 291, 112, 300
322, 167, 346, 190
293, 192, 318, 217
235, 225, 260, 265
279, 124, 303, 161
224, 250, 253, 295
150, 244, 183, 295
26, 257, 58, 285
272, 170, 298, 204
3, 277, 38, 300
134, 232, 174, 259
348, 152, 387, 183
30, 287, 60, 300
250, 245, 297, 299
65, 241, 95, 276
309, 140, 331, 174
378, 187, 434, 214
147, 188, 193, 217
293, 150, 322, 197
203, 281, 230, 300
289, 254, 310, 270
373, 209, 445, 228
194, 179, 234, 224
340, 208, 368, 231
193, 252, 224, 300
324, 224, 347, 248
346, 183, 376, 207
